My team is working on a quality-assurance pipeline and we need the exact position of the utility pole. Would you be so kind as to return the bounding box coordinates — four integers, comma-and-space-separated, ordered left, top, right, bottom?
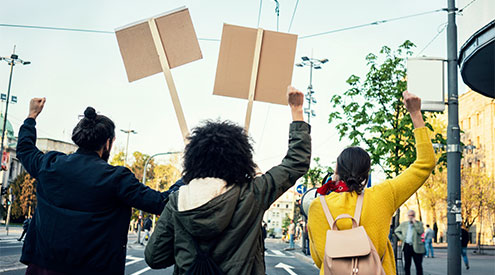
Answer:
0, 47, 30, 232
136, 151, 181, 244
446, 0, 462, 274
295, 56, 328, 123
120, 128, 137, 166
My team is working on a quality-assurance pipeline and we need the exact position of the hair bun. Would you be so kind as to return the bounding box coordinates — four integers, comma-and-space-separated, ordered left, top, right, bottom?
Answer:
84, 107, 97, 120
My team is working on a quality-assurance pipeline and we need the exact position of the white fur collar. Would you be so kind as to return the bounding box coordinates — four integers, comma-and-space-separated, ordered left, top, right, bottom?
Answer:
178, 178, 232, 212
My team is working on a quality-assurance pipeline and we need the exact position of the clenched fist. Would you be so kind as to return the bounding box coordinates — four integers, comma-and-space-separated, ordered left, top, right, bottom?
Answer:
287, 86, 305, 122
28, 97, 46, 120
402, 91, 421, 114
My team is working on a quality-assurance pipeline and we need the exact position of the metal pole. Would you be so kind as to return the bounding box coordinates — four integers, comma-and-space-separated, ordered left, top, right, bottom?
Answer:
446, 0, 462, 274
0, 61, 14, 172
307, 63, 313, 123
136, 151, 181, 244
124, 131, 130, 166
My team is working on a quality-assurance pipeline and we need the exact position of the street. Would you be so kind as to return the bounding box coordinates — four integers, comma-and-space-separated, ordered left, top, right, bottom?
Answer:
2, 228, 494, 275
0, 229, 318, 275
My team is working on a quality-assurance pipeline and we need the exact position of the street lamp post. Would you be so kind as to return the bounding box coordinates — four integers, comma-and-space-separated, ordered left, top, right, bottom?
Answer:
1, 48, 30, 234
120, 128, 137, 166
136, 151, 181, 244
295, 56, 328, 123
445, 0, 462, 274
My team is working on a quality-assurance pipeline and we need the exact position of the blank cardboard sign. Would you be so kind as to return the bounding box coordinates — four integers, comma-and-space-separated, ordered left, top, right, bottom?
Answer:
407, 58, 445, 112
213, 24, 298, 105
115, 7, 202, 82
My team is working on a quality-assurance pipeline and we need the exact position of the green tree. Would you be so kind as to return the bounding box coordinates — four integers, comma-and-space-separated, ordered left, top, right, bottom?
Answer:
9, 172, 36, 220
328, 40, 444, 178
302, 157, 333, 188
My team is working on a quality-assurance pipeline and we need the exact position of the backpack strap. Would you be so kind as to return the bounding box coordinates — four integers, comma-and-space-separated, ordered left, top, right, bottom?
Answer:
353, 192, 365, 225
319, 196, 335, 226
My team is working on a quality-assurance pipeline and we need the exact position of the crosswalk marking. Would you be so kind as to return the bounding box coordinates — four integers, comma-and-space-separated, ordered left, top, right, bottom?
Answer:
265, 249, 295, 258
125, 255, 144, 266
271, 249, 285, 256
130, 267, 151, 275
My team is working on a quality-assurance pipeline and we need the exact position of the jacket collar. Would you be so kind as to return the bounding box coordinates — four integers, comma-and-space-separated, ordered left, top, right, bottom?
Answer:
75, 148, 101, 158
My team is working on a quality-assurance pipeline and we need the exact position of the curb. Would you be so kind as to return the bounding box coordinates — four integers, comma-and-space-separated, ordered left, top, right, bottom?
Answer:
293, 251, 315, 265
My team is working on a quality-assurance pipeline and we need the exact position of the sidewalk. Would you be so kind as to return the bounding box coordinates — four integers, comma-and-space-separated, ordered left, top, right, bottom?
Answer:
289, 239, 495, 274
0, 225, 26, 273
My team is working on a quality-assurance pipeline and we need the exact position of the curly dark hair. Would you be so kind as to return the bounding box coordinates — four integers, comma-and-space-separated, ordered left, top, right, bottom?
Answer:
182, 120, 256, 186
336, 147, 370, 194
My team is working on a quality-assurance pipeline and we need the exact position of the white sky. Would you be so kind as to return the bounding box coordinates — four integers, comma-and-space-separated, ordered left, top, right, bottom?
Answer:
0, 0, 489, 181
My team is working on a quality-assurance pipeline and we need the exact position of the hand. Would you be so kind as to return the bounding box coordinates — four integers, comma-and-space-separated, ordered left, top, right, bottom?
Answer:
28, 97, 46, 120
403, 91, 425, 128
402, 91, 421, 114
287, 86, 304, 122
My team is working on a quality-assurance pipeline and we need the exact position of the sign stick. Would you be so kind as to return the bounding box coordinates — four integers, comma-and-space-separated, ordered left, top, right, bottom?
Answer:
148, 18, 190, 142
244, 28, 264, 132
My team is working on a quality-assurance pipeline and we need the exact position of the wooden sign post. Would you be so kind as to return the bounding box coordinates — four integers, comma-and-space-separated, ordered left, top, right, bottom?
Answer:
244, 28, 264, 132
115, 7, 202, 144
148, 18, 189, 140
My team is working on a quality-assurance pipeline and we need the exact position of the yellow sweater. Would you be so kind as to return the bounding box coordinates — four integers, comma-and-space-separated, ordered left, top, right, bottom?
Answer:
307, 127, 435, 275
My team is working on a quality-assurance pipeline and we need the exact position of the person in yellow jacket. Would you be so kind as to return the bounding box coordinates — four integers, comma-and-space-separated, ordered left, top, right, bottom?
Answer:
308, 91, 435, 275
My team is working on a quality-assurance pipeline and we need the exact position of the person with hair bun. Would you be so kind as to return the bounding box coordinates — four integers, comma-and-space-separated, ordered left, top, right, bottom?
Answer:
16, 98, 181, 274
307, 91, 436, 275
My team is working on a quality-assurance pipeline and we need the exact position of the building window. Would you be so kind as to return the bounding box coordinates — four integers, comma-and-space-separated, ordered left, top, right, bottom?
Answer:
461, 120, 464, 129
476, 113, 480, 126
477, 136, 480, 149
469, 118, 471, 128
286, 204, 289, 208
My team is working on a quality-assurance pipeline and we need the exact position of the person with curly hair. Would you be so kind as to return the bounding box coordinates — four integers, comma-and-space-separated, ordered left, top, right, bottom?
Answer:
145, 86, 312, 274
307, 91, 436, 275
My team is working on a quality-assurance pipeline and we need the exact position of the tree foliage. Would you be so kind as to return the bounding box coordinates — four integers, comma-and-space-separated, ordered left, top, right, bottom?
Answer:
461, 167, 494, 229
302, 157, 333, 188
10, 171, 36, 221
328, 41, 444, 178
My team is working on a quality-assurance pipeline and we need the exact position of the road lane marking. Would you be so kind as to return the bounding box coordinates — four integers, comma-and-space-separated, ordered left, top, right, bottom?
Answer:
275, 262, 298, 275
125, 255, 143, 266
130, 267, 151, 275
271, 249, 285, 256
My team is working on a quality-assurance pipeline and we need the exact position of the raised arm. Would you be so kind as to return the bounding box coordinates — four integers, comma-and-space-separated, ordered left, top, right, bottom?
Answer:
115, 171, 184, 215
253, 86, 311, 209
16, 98, 46, 178
387, 91, 436, 210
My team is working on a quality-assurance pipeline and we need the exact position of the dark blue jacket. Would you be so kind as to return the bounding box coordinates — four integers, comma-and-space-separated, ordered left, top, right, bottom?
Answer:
16, 118, 183, 274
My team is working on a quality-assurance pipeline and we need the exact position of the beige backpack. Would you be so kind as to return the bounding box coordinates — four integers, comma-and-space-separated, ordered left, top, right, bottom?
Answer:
319, 193, 385, 275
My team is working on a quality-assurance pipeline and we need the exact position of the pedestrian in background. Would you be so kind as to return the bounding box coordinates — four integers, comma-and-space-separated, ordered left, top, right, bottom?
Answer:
16, 98, 182, 274
141, 215, 152, 244
395, 210, 425, 275
145, 86, 311, 274
288, 220, 296, 249
424, 224, 434, 258
17, 215, 31, 242
461, 225, 470, 270
433, 222, 438, 243
308, 91, 435, 275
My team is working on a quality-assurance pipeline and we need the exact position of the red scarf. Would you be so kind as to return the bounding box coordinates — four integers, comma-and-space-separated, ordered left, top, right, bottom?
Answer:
316, 180, 349, 195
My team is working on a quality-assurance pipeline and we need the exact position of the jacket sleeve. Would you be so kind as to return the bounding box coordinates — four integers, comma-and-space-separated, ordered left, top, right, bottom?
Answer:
16, 118, 44, 178
115, 170, 183, 215
253, 122, 311, 210
145, 201, 175, 269
415, 221, 424, 235
385, 127, 436, 212
308, 224, 323, 268
394, 223, 405, 241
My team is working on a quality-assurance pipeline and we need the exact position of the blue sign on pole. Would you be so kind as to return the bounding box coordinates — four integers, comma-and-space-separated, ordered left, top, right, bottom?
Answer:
296, 184, 307, 194
11, 96, 17, 103
1, 94, 6, 101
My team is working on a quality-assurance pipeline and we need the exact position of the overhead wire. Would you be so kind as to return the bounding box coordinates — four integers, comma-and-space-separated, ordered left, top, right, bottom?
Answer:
0, 23, 220, 41
417, 22, 448, 56
458, 0, 479, 14
298, 8, 445, 39
288, 0, 300, 33
257, 0, 263, 28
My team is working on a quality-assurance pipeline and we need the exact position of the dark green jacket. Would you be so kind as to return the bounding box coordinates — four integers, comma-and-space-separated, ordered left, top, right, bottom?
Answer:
145, 122, 311, 274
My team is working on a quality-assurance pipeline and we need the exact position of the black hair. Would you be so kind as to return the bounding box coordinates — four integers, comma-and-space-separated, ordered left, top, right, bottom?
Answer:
71, 107, 115, 151
336, 147, 370, 195
182, 120, 256, 186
